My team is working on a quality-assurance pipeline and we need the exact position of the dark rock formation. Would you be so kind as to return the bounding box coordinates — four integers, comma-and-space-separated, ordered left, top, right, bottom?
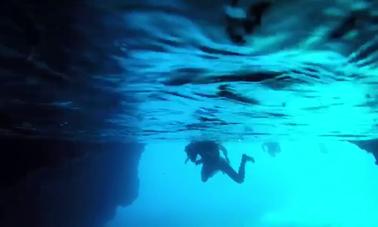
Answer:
0, 137, 143, 227
0, 1, 143, 227
350, 139, 378, 164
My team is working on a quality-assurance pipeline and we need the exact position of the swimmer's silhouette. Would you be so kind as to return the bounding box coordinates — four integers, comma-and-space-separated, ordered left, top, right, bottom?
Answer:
185, 141, 254, 183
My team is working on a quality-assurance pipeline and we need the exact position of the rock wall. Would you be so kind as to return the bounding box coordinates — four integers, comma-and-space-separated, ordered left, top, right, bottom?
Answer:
0, 1, 143, 226
0, 137, 143, 227
350, 139, 378, 164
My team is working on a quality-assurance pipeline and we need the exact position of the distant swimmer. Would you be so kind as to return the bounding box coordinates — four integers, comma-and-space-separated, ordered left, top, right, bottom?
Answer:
262, 142, 281, 157
185, 140, 254, 183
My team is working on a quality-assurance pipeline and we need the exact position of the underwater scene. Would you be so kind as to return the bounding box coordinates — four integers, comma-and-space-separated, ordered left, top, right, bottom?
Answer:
109, 141, 378, 227
2, 0, 378, 227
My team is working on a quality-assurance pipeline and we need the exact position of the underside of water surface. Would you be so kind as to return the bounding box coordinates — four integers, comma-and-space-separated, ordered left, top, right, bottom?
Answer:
118, 0, 378, 142
1, 0, 378, 142
2, 1, 378, 227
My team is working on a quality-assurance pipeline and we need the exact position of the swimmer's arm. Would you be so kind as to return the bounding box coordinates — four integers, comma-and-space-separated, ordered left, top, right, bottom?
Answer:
185, 156, 202, 165
219, 145, 231, 163
195, 159, 203, 165
185, 152, 198, 164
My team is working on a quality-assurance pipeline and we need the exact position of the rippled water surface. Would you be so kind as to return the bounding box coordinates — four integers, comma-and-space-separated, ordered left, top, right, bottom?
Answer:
116, 0, 378, 141
3, 0, 378, 142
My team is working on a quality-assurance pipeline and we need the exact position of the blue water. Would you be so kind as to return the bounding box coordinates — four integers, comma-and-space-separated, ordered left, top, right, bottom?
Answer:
108, 141, 378, 227
3, 0, 378, 226
110, 0, 378, 141
102, 0, 378, 226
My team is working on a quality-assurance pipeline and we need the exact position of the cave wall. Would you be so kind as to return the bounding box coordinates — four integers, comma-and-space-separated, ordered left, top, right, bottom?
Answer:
350, 139, 378, 164
0, 137, 143, 227
0, 1, 143, 226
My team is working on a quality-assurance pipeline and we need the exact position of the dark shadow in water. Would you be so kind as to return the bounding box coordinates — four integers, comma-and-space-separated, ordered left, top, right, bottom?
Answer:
0, 1, 144, 227
351, 139, 378, 165
0, 137, 143, 227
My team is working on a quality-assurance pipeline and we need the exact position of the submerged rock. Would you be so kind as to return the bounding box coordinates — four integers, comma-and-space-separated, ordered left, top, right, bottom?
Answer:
0, 137, 143, 227
0, 1, 143, 226
350, 139, 378, 164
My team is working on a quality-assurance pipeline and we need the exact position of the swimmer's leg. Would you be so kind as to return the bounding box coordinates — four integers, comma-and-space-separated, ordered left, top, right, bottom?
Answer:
219, 154, 254, 184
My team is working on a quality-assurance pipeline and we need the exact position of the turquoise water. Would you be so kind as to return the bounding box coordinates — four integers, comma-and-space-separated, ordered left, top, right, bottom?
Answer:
114, 0, 378, 141
104, 0, 378, 226
108, 141, 378, 227
3, 0, 378, 226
